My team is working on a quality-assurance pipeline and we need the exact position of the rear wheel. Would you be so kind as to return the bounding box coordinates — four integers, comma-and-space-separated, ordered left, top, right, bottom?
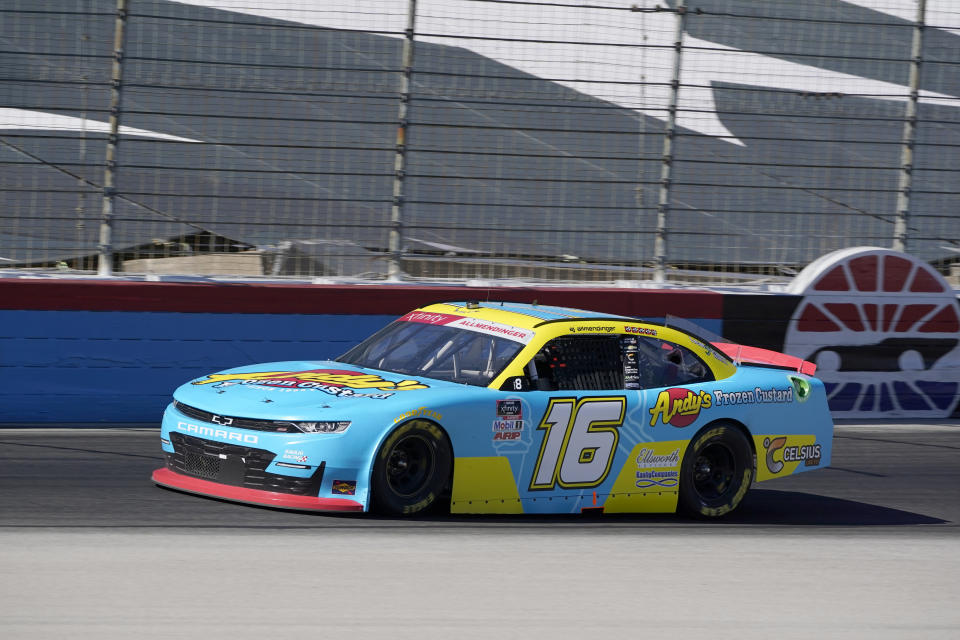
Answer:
371, 420, 452, 515
678, 423, 753, 518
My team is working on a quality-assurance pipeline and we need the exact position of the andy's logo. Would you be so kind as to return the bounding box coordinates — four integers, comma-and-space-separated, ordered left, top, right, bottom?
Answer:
648, 388, 712, 427
192, 369, 429, 391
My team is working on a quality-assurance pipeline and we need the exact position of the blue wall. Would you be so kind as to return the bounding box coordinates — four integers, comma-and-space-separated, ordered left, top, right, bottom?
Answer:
0, 310, 395, 423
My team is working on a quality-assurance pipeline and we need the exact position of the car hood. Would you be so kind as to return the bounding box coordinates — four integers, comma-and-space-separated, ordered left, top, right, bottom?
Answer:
172, 360, 468, 420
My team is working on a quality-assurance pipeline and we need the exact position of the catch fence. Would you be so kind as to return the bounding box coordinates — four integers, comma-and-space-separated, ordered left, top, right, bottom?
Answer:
2, 0, 959, 285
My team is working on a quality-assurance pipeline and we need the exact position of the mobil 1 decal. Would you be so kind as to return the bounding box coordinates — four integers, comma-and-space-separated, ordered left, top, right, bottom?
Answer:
491, 398, 534, 456
784, 248, 960, 418
529, 396, 625, 490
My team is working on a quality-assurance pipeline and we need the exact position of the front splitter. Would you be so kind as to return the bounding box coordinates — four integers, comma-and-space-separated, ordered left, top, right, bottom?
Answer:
152, 468, 364, 512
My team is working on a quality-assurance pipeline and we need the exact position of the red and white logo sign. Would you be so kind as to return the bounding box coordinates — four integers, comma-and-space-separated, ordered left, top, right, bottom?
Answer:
784, 247, 960, 418
400, 311, 535, 343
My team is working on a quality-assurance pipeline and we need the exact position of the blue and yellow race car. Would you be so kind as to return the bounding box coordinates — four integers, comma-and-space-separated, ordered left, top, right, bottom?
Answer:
153, 301, 833, 517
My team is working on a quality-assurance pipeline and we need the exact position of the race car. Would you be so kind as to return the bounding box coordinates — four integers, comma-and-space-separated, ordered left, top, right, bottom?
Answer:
152, 301, 834, 517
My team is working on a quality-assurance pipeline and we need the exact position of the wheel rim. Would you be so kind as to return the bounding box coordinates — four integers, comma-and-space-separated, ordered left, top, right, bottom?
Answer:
385, 434, 435, 497
692, 441, 737, 501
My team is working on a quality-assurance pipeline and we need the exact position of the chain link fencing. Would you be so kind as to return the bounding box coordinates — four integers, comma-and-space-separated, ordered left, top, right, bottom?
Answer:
2, 0, 958, 286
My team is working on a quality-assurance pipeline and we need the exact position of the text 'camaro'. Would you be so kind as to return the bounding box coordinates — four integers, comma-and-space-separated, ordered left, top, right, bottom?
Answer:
153, 301, 834, 517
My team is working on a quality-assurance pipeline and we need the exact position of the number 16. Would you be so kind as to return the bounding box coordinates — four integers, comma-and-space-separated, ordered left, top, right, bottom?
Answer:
529, 396, 625, 490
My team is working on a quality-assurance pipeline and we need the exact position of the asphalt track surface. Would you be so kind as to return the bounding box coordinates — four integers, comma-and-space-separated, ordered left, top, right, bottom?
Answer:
1, 424, 958, 639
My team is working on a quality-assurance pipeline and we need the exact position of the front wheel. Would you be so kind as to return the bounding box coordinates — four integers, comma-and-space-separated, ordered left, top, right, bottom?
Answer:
678, 423, 754, 518
371, 420, 452, 515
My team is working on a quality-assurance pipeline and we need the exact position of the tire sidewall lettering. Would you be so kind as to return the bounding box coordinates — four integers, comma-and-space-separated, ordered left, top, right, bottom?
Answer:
372, 420, 451, 515
680, 422, 753, 518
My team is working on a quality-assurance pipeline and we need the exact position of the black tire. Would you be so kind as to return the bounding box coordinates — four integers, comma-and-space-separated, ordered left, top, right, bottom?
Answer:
371, 420, 452, 515
678, 422, 754, 518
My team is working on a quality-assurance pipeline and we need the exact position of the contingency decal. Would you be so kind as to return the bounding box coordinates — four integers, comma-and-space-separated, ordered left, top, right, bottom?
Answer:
529, 396, 625, 490
648, 388, 712, 427
492, 399, 525, 441
753, 434, 821, 481
192, 369, 429, 398
331, 480, 357, 496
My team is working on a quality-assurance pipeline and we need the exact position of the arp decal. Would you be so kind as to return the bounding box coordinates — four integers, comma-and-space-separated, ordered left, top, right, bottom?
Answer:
492, 413, 525, 441
763, 436, 821, 474
648, 388, 712, 427
192, 369, 429, 398
625, 326, 657, 337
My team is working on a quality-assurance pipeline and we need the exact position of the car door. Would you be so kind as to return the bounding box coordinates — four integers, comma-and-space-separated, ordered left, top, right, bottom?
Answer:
487, 329, 716, 514
483, 332, 631, 514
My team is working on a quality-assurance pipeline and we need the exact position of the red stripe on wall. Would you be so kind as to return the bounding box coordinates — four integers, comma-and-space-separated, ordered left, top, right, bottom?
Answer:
0, 279, 723, 318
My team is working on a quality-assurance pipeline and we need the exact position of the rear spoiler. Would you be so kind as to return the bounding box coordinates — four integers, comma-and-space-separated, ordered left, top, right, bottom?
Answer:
712, 342, 817, 376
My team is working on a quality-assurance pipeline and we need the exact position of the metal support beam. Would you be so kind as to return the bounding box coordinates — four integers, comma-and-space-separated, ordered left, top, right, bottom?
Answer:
389, 0, 417, 281
98, 0, 128, 277
893, 0, 925, 253
654, 0, 687, 283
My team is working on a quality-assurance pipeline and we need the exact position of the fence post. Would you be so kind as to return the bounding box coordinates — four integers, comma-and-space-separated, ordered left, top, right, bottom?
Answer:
98, 0, 128, 277
654, 0, 686, 283
389, 0, 417, 280
893, 0, 925, 253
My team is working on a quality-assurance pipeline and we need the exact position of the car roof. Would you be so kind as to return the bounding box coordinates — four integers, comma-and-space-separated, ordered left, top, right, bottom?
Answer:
422, 301, 633, 329
415, 301, 741, 385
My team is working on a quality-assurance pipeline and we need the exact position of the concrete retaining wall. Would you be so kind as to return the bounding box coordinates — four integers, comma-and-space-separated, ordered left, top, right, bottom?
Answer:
0, 279, 722, 423
2, 272, 957, 423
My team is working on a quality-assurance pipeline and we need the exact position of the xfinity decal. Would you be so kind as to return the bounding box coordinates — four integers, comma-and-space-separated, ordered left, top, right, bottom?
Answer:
399, 311, 535, 343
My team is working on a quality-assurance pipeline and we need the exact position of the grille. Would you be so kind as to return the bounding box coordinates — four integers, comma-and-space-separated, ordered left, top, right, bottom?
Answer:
168, 432, 325, 496
185, 452, 221, 479
173, 401, 302, 433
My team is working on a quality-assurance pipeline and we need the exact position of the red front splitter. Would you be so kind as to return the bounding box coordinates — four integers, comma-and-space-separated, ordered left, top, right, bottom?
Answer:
152, 467, 364, 512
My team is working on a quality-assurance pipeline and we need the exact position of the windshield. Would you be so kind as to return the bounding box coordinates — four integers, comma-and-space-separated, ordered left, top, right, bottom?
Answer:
337, 321, 526, 386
